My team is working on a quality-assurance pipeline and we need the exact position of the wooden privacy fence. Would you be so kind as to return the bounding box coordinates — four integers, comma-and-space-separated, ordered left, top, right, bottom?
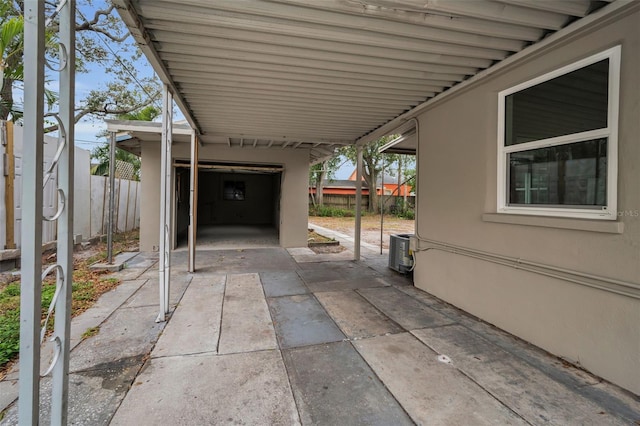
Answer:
309, 194, 415, 213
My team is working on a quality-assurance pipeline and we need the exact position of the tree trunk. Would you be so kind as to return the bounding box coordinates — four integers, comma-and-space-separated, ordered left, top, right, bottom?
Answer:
0, 50, 19, 121
316, 167, 326, 206
364, 159, 378, 213
0, 76, 14, 120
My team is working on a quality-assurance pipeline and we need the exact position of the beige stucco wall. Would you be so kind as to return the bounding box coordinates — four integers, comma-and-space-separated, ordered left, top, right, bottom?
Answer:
139, 142, 309, 251
139, 142, 162, 252
413, 9, 640, 394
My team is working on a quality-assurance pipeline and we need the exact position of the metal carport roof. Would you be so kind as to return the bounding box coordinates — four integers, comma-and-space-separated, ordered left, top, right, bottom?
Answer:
112, 0, 621, 156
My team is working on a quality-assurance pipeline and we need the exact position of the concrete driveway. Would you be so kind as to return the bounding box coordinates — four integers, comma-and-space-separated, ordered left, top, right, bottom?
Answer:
1, 244, 639, 425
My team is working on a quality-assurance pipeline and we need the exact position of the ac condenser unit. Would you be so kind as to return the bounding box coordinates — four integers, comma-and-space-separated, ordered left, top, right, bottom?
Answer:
389, 234, 414, 274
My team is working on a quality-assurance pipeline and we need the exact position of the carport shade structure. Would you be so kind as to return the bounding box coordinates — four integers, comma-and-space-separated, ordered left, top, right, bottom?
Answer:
107, 0, 620, 326
20, 0, 631, 422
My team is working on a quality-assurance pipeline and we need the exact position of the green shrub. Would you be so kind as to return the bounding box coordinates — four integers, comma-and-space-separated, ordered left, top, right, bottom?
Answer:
310, 205, 355, 217
396, 209, 415, 220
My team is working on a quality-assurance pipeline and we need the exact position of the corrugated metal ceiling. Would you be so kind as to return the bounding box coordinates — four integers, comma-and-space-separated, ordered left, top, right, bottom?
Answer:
113, 0, 614, 161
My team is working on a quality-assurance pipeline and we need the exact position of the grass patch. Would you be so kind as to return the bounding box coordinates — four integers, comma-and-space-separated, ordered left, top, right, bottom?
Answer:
82, 326, 100, 340
308, 230, 335, 244
0, 230, 138, 376
0, 309, 20, 367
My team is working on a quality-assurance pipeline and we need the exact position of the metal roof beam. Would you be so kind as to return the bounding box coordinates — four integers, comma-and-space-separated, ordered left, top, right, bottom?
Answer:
200, 125, 375, 136
184, 90, 410, 108
193, 108, 392, 123
176, 79, 437, 99
187, 97, 405, 115
154, 32, 493, 69
492, 0, 592, 17
196, 115, 381, 131
173, 0, 544, 40
170, 68, 446, 93
161, 53, 466, 83
158, 44, 472, 78
180, 87, 422, 108
155, 40, 481, 75
201, 132, 353, 145
178, 83, 431, 103
189, 101, 400, 117
142, 2, 526, 51
144, 17, 509, 60
278, 0, 568, 30
163, 53, 458, 86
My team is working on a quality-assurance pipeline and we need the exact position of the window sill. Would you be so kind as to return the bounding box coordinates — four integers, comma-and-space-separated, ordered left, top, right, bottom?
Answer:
482, 213, 624, 234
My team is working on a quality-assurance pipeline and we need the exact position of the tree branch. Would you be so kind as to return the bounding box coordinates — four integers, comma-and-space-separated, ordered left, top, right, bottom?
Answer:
73, 4, 130, 42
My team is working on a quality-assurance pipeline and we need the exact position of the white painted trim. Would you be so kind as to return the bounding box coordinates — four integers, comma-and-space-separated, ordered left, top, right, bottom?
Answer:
482, 213, 624, 234
496, 46, 621, 221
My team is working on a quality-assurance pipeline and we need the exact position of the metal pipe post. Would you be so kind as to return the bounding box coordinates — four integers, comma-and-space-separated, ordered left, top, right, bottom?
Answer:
19, 2, 45, 423
354, 145, 363, 261
188, 131, 198, 272
107, 131, 116, 263
158, 85, 173, 321
380, 154, 384, 255
50, 1, 75, 423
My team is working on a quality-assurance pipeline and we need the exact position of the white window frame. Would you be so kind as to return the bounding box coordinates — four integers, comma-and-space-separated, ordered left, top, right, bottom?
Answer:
497, 46, 620, 220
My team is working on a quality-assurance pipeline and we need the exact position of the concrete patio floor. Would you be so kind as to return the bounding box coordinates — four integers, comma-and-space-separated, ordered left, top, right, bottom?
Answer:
1, 240, 639, 424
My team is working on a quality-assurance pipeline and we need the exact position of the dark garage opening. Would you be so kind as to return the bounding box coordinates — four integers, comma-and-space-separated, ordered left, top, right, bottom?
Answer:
175, 162, 282, 249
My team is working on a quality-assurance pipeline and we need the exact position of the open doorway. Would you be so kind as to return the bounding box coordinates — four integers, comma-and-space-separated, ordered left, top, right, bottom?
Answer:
175, 162, 282, 249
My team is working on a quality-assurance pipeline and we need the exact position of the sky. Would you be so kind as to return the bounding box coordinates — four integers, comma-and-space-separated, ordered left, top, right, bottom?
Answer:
72, 0, 159, 153
11, 1, 157, 153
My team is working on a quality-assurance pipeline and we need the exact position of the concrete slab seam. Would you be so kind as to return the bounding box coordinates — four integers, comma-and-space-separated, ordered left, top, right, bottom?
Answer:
315, 289, 407, 339
215, 274, 229, 354
345, 339, 417, 423
294, 269, 314, 293
104, 273, 196, 424
446, 320, 640, 419
408, 329, 533, 425
104, 354, 154, 425
258, 273, 305, 423
397, 286, 637, 421
129, 258, 158, 280
119, 272, 189, 344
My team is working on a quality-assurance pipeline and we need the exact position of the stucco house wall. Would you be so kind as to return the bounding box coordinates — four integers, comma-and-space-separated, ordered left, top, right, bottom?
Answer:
138, 141, 309, 251
412, 10, 640, 394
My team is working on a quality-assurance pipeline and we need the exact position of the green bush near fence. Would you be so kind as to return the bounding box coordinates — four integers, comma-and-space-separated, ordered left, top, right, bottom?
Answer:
309, 205, 355, 217
396, 209, 415, 220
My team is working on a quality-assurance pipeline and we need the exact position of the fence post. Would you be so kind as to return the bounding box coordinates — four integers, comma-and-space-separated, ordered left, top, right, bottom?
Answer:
3, 121, 16, 249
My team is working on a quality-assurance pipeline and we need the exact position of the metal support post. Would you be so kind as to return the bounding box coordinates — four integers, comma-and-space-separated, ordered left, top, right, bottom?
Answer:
107, 131, 116, 264
354, 145, 363, 261
188, 131, 199, 273
19, 2, 45, 423
158, 85, 173, 321
380, 154, 385, 255
51, 1, 75, 423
